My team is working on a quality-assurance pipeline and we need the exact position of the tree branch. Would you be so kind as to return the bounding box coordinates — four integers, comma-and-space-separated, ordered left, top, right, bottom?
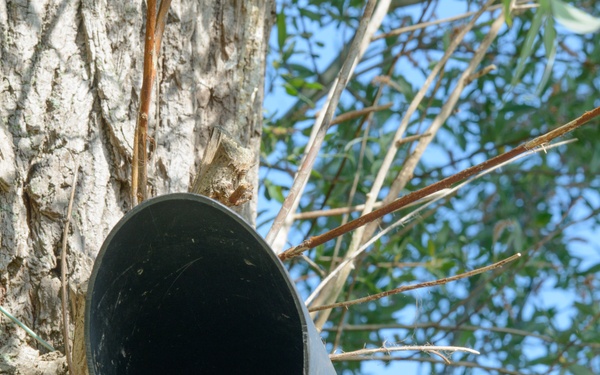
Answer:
309, 253, 522, 312
279, 107, 600, 260
132, 0, 171, 205
330, 103, 393, 126
329, 345, 480, 361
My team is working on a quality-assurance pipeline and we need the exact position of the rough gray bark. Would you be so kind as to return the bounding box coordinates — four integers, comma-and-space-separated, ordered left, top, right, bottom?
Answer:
0, 0, 274, 373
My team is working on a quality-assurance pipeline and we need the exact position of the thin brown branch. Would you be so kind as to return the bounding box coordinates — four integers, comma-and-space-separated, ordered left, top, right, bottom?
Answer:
280, 106, 600, 260
428, 350, 451, 365
322, 322, 555, 343
61, 162, 79, 375
318, 257, 427, 269
155, 0, 172, 54
293, 184, 440, 220
132, 0, 157, 204
336, 322, 599, 350
331, 264, 361, 353
464, 64, 497, 85
396, 132, 432, 147
132, 0, 171, 205
330, 103, 393, 126
295, 203, 383, 220
309, 253, 522, 312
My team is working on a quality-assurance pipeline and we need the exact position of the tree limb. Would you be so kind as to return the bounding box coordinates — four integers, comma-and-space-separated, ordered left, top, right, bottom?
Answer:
309, 253, 522, 312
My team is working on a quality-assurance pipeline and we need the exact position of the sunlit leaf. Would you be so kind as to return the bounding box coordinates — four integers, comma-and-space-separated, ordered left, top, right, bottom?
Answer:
277, 10, 287, 50
537, 15, 557, 95
511, 9, 544, 87
568, 364, 595, 375
299, 8, 321, 22
551, 0, 600, 34
502, 0, 513, 26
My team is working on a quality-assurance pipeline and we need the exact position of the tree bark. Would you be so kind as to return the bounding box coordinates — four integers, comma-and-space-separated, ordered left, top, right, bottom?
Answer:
0, 0, 273, 373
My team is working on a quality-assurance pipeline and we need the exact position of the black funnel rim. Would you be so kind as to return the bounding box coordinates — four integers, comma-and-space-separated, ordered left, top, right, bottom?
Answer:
84, 193, 333, 374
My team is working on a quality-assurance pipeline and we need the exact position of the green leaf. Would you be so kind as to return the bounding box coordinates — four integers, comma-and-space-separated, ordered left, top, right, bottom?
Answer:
277, 10, 287, 50
502, 0, 513, 26
537, 15, 557, 95
568, 364, 595, 375
543, 14, 556, 58
310, 169, 323, 180
574, 302, 596, 316
535, 212, 552, 227
264, 180, 285, 203
427, 238, 435, 257
283, 83, 298, 96
551, 0, 600, 34
303, 81, 323, 90
299, 8, 321, 22
511, 9, 544, 87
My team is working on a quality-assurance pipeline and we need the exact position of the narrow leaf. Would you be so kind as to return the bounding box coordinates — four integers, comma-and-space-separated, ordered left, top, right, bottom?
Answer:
543, 13, 556, 55
511, 9, 544, 87
551, 0, 600, 34
568, 364, 595, 375
277, 10, 287, 50
537, 15, 557, 95
502, 0, 513, 26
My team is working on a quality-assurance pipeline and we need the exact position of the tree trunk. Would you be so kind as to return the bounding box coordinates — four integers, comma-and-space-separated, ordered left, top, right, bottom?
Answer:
0, 0, 273, 373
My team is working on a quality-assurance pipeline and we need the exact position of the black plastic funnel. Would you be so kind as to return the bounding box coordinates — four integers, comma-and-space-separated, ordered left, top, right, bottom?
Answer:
85, 193, 335, 374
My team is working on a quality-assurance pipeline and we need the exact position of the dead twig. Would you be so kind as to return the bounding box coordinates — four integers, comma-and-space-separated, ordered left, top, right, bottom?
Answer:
293, 180, 440, 220
329, 345, 480, 361
464, 64, 497, 85
132, 0, 171, 205
309, 253, 522, 312
330, 103, 393, 126
61, 162, 79, 374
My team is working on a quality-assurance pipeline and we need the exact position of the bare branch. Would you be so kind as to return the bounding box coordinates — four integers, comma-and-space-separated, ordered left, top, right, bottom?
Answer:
330, 103, 393, 126
132, 0, 157, 204
132, 0, 171, 205
309, 253, 522, 312
293, 184, 436, 220
321, 322, 600, 349
61, 162, 79, 374
464, 64, 497, 85
265, 0, 383, 245
329, 345, 480, 361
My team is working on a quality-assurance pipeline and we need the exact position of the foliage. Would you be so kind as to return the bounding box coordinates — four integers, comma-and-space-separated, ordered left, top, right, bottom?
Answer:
261, 0, 600, 373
